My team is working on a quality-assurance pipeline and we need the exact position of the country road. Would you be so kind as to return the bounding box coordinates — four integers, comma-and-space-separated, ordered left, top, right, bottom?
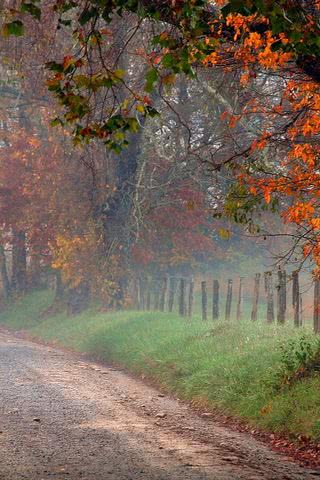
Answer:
0, 332, 318, 480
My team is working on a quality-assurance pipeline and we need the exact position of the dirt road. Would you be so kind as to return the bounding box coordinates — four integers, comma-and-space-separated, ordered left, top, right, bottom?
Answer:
0, 332, 318, 480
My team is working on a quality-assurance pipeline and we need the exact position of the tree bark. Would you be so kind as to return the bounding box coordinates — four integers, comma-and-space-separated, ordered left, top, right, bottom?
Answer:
67, 282, 90, 315
55, 270, 64, 301
29, 253, 43, 289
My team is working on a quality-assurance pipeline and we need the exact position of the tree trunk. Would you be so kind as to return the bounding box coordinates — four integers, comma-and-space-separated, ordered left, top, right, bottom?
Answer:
11, 230, 27, 294
277, 269, 286, 324
314, 279, 320, 334
264, 272, 274, 323
212, 279, 219, 320
201, 281, 207, 321
29, 253, 43, 289
0, 244, 10, 299
100, 128, 143, 305
251, 273, 260, 322
55, 270, 64, 301
236, 277, 244, 321
225, 279, 233, 321
67, 282, 90, 315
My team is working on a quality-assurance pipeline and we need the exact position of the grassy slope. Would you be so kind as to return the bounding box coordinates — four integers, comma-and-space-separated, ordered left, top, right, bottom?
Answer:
1, 289, 320, 441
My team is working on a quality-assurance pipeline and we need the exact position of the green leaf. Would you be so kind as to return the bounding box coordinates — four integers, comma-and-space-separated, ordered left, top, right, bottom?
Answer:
221, 0, 252, 16
162, 53, 175, 68
73, 74, 91, 88
127, 118, 139, 133
145, 106, 159, 117
58, 19, 72, 26
3, 21, 24, 37
79, 7, 98, 25
21, 2, 41, 20
45, 61, 64, 73
145, 68, 158, 93
50, 117, 64, 127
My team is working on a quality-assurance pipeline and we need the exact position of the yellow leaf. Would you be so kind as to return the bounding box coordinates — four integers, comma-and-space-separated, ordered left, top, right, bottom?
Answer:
113, 69, 125, 80
162, 74, 176, 85
219, 228, 231, 240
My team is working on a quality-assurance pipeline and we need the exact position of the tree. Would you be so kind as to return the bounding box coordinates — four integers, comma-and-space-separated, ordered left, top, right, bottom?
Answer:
1, 0, 320, 299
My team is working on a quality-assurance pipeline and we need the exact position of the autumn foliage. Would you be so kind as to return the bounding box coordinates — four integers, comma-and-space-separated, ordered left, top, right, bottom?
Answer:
0, 0, 320, 303
207, 10, 320, 271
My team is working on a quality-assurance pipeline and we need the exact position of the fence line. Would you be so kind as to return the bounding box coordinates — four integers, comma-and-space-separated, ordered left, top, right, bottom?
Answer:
133, 270, 320, 334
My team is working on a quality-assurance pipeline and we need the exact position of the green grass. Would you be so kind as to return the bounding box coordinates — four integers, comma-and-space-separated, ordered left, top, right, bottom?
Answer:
1, 289, 320, 441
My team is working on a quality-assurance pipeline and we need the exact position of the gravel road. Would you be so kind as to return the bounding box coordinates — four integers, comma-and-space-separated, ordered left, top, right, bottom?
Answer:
0, 331, 319, 480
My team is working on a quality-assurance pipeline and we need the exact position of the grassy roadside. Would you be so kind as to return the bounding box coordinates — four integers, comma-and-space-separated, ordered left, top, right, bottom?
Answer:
1, 289, 320, 442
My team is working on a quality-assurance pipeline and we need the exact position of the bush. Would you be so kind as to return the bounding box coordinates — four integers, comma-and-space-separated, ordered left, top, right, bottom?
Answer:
274, 335, 320, 389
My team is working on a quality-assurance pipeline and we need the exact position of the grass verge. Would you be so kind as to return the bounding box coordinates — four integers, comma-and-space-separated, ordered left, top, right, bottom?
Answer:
1, 289, 320, 442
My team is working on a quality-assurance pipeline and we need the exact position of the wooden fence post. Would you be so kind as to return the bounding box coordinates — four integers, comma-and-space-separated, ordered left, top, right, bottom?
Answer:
251, 273, 260, 321
139, 277, 145, 311
212, 280, 219, 320
292, 270, 300, 327
264, 272, 274, 323
201, 281, 207, 321
146, 277, 151, 311
236, 277, 244, 321
133, 278, 139, 310
277, 269, 286, 324
314, 278, 320, 334
154, 279, 160, 310
159, 276, 168, 312
179, 278, 186, 316
225, 279, 233, 321
168, 277, 176, 313
188, 278, 194, 318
